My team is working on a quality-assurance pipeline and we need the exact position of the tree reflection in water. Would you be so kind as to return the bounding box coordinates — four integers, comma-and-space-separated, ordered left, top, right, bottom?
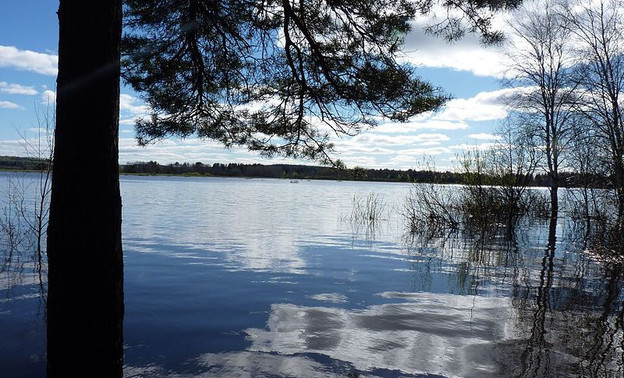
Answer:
518, 217, 556, 378
582, 263, 624, 377
401, 211, 624, 377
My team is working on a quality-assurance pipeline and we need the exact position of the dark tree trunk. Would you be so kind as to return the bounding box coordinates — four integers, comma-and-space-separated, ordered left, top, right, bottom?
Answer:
550, 184, 559, 219
614, 160, 624, 219
48, 1, 123, 376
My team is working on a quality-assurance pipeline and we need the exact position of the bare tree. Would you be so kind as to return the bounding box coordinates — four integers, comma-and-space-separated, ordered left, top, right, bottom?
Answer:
19, 104, 54, 274
489, 123, 540, 220
563, 0, 624, 217
566, 114, 611, 226
457, 125, 539, 234
0, 104, 54, 297
505, 0, 579, 217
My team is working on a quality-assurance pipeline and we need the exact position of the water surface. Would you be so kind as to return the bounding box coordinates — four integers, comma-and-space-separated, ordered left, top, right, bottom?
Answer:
1, 174, 622, 377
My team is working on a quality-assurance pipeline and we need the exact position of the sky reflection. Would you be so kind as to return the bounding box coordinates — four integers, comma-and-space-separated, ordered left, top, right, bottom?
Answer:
121, 176, 412, 274
245, 292, 512, 377
3, 175, 624, 377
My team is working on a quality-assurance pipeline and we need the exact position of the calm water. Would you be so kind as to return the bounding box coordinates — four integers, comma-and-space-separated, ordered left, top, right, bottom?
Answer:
1, 173, 623, 377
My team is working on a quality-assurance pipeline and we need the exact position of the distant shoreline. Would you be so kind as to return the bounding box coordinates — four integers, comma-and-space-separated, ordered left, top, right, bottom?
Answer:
0, 155, 612, 188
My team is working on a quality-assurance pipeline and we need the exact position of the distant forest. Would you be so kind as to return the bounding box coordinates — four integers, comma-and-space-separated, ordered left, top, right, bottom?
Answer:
0, 155, 611, 188
0, 156, 50, 171
118, 160, 608, 188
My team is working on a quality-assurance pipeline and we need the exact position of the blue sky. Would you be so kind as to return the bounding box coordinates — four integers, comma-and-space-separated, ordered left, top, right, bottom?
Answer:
0, 1, 515, 171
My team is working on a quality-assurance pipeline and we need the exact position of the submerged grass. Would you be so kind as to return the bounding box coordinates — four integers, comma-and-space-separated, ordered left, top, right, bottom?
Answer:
340, 192, 389, 241
403, 183, 462, 237
404, 182, 552, 241
346, 192, 387, 226
404, 179, 624, 267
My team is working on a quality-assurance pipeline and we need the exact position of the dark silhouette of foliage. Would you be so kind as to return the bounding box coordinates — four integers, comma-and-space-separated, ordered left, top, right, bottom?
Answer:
122, 0, 520, 163
117, 159, 612, 188
422, 0, 523, 43
120, 160, 466, 182
0, 156, 50, 171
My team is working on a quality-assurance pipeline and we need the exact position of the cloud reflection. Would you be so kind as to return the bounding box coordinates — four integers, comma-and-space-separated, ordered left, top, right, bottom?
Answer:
308, 293, 349, 304
122, 178, 410, 275
245, 292, 512, 377
124, 351, 359, 377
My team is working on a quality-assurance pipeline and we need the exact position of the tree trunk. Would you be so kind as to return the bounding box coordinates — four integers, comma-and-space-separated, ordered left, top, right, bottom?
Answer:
47, 1, 123, 376
550, 184, 558, 219
614, 160, 624, 219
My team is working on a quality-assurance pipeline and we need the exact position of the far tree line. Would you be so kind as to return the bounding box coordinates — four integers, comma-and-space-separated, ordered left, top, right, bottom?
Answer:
0, 155, 613, 188
119, 160, 610, 188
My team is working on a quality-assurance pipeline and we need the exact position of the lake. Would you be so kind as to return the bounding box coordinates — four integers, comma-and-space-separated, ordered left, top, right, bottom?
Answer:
1, 173, 623, 377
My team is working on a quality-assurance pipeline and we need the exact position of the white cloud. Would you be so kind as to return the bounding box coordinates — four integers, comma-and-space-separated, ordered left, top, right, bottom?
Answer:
348, 133, 449, 147
373, 118, 469, 134
331, 132, 453, 167
399, 146, 452, 156
412, 133, 451, 145
388, 154, 417, 163
438, 87, 521, 122
333, 143, 395, 155
386, 153, 454, 171
387, 154, 425, 167
0, 82, 38, 95
0, 136, 52, 157
468, 133, 501, 140
449, 142, 500, 152
40, 90, 56, 104
0, 139, 25, 155
371, 87, 526, 135
0, 45, 58, 76
119, 93, 149, 115
342, 155, 379, 168
0, 101, 22, 109
119, 137, 250, 164
332, 152, 382, 168
402, 18, 510, 78
120, 117, 138, 126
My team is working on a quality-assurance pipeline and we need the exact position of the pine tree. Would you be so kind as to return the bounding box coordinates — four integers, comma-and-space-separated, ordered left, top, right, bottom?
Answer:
48, 1, 123, 376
